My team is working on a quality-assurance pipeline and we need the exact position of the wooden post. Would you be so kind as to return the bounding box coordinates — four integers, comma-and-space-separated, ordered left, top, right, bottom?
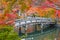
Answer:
41, 23, 44, 33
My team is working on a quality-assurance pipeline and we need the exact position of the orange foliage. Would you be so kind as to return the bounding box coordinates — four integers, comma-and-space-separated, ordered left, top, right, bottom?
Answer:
0, 14, 3, 18
26, 7, 45, 17
49, 0, 57, 2
53, 0, 59, 2
2, 1, 9, 8
51, 14, 56, 18
2, 2, 8, 5
27, 7, 56, 18
44, 8, 56, 18
4, 16, 8, 21
36, 8, 56, 18
36, 9, 45, 17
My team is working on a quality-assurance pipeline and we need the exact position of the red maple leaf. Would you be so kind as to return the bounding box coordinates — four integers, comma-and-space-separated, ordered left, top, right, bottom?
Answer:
56, 10, 60, 18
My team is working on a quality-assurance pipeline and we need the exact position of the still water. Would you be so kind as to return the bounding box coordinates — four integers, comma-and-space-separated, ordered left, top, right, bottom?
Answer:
23, 27, 59, 40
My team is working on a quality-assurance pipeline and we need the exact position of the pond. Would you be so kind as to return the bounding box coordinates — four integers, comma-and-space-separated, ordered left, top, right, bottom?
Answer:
22, 27, 58, 40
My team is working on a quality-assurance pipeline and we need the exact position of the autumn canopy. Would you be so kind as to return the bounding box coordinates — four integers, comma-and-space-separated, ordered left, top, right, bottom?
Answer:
0, 0, 60, 25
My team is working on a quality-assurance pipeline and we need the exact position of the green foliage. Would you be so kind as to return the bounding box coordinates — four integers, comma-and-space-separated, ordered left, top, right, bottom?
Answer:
20, 3, 28, 13
18, 0, 32, 13
0, 25, 21, 40
44, 8, 55, 18
6, 31, 20, 40
41, 0, 45, 2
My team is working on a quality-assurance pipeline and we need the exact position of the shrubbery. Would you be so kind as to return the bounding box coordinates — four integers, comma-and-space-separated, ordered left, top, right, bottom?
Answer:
0, 25, 21, 40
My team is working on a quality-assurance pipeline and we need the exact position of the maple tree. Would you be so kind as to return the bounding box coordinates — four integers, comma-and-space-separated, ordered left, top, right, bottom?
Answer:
0, 0, 58, 25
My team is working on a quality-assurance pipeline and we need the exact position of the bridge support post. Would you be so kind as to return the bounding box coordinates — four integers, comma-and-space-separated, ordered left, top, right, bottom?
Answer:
25, 24, 28, 37
41, 23, 44, 33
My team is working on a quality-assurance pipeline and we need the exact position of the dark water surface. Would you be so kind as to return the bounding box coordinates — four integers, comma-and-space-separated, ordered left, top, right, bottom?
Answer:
24, 27, 58, 40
